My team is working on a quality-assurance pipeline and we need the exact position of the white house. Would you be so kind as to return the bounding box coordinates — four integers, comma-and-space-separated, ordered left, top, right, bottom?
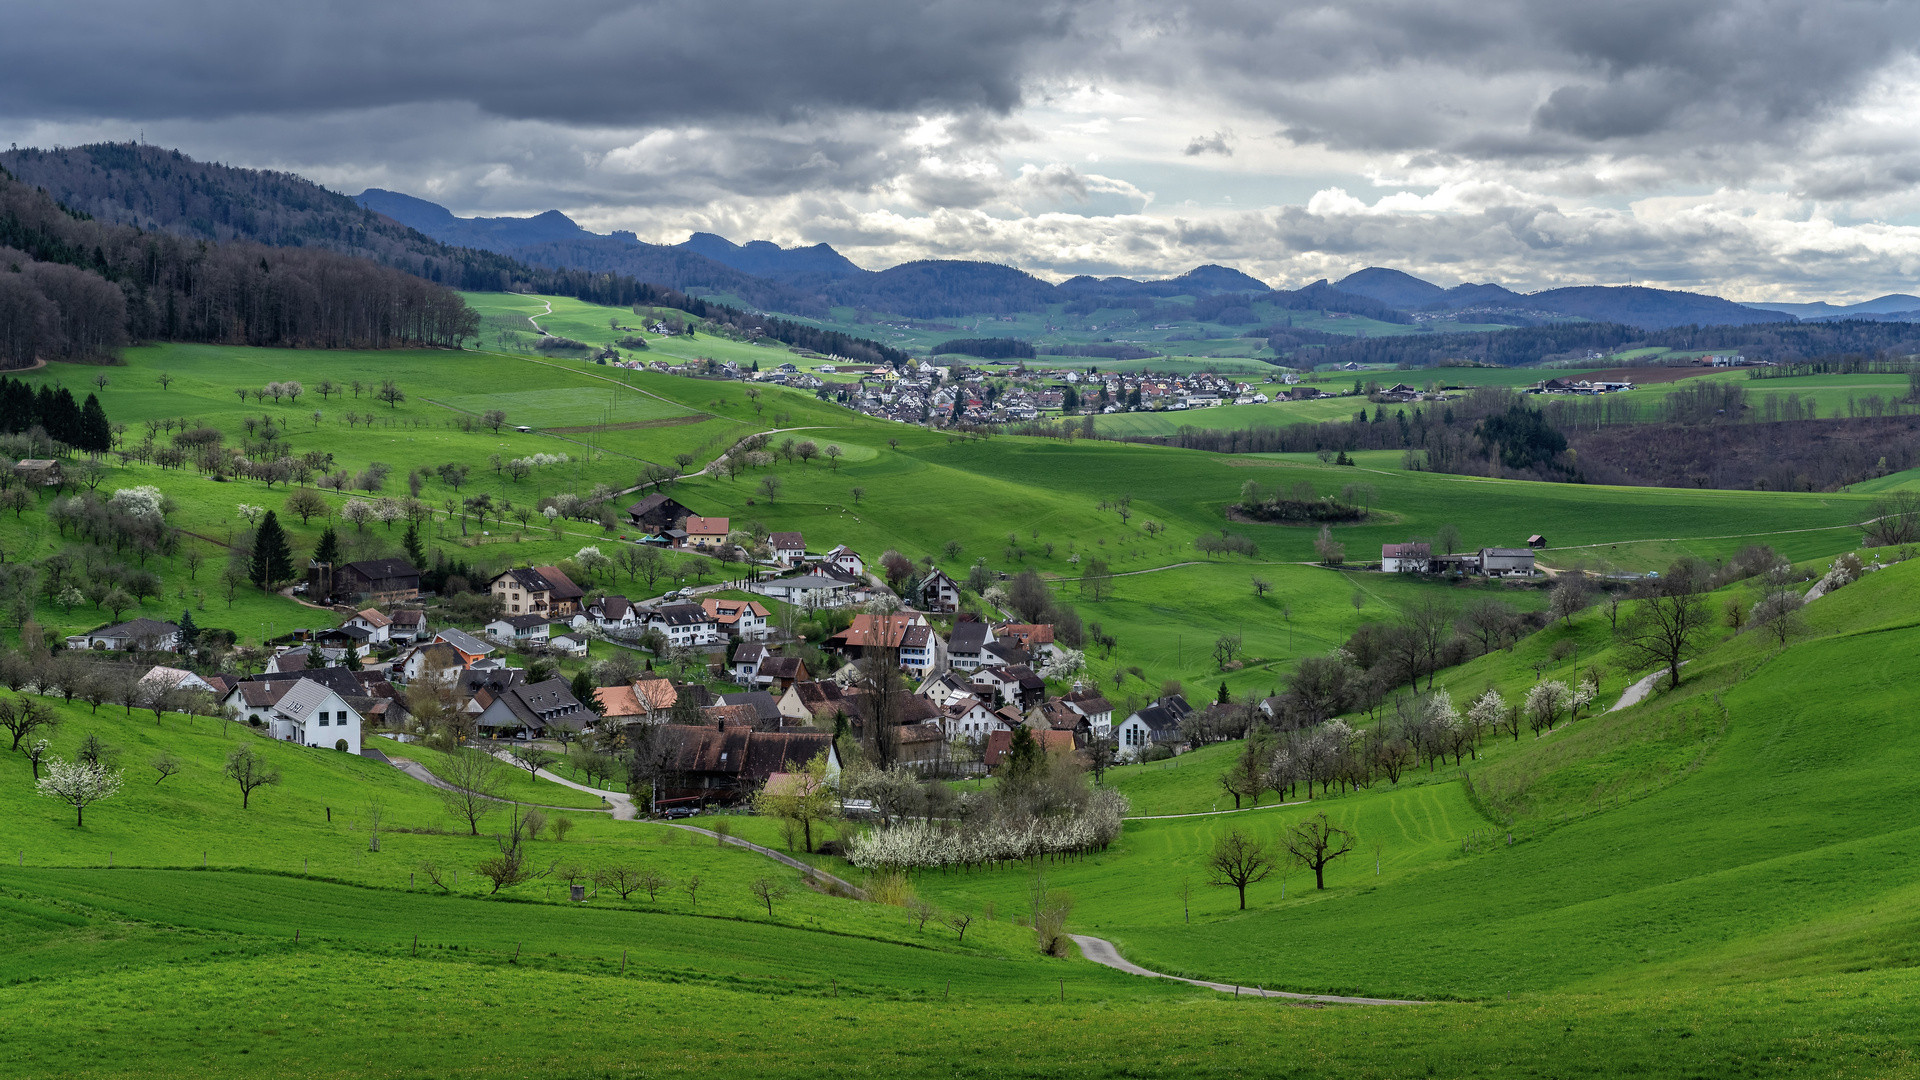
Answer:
641, 604, 725, 648
588, 596, 640, 633
946, 621, 996, 671
769, 531, 807, 565
548, 634, 590, 658
940, 693, 1008, 741
388, 609, 428, 643
1381, 542, 1432, 573
345, 608, 392, 645
702, 598, 770, 640
277, 680, 363, 752
485, 614, 552, 647
824, 544, 865, 577
755, 573, 854, 607
1115, 695, 1191, 760
917, 568, 961, 613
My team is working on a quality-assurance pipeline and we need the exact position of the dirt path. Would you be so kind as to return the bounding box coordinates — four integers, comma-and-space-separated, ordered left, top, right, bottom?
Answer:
526, 298, 553, 335
1070, 935, 1422, 1005
666, 822, 866, 897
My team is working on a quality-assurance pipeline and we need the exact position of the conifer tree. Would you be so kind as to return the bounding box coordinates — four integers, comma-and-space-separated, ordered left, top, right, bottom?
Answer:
343, 646, 362, 672
77, 394, 112, 453
569, 669, 602, 714
178, 609, 200, 648
402, 521, 425, 568
312, 525, 340, 566
250, 511, 295, 591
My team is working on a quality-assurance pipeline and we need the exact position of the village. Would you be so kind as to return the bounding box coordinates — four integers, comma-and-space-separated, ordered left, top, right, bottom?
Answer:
71, 486, 1201, 815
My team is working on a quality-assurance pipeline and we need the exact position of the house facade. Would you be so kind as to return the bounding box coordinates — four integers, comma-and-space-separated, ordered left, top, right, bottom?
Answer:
490, 566, 585, 616
1381, 543, 1432, 573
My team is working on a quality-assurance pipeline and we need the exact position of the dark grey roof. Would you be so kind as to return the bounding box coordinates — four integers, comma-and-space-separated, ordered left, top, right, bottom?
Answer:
716, 690, 783, 725
341, 558, 419, 580
949, 623, 990, 653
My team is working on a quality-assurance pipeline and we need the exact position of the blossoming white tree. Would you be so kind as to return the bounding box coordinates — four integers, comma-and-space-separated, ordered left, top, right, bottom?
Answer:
1525, 680, 1569, 737
37, 757, 125, 826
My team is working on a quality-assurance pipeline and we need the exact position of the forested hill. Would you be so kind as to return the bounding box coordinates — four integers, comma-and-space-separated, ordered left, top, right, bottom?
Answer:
0, 165, 475, 364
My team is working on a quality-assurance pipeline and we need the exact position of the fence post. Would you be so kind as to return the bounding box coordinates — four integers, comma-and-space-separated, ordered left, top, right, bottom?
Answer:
412, 934, 418, 957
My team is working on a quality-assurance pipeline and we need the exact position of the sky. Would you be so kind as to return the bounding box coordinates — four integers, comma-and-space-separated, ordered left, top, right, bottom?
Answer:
6, 0, 1920, 300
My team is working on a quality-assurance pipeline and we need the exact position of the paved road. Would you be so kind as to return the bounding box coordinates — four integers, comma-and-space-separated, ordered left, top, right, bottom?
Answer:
1611, 662, 1687, 712
387, 756, 613, 814
666, 822, 866, 897
1070, 935, 1422, 1005
1127, 798, 1310, 821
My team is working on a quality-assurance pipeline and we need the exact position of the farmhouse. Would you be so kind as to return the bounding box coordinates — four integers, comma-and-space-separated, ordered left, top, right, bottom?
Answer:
1381, 542, 1431, 573
625, 493, 697, 531
490, 565, 585, 616
916, 568, 960, 612
682, 515, 730, 552
326, 558, 420, 605
701, 597, 770, 640
1480, 547, 1538, 577
651, 725, 838, 805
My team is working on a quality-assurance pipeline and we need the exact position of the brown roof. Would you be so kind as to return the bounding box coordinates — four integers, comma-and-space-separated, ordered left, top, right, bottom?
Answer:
685, 515, 729, 536
632, 676, 678, 711
831, 613, 923, 649
702, 598, 769, 624
702, 703, 761, 729
759, 656, 807, 681
354, 608, 392, 628
531, 565, 584, 601
654, 725, 832, 782
596, 684, 647, 717
982, 728, 1076, 767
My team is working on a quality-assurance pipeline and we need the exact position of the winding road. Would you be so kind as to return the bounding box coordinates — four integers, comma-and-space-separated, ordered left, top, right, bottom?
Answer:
382, 748, 1418, 1002
1070, 935, 1422, 1005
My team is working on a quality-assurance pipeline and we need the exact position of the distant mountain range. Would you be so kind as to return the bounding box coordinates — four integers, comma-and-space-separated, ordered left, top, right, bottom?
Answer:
11, 142, 1913, 336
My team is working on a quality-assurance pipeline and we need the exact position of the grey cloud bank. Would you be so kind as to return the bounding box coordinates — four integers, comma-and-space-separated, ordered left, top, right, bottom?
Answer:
6, 1, 1920, 299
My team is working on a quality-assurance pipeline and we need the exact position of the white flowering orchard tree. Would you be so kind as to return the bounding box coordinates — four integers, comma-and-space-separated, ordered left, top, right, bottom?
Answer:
37, 758, 125, 826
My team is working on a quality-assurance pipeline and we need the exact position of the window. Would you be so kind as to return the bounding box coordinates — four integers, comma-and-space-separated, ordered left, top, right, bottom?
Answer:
319, 715, 330, 726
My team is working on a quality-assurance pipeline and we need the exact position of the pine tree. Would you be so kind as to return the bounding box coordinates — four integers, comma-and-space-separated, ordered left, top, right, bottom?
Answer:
402, 521, 424, 568
312, 526, 340, 566
343, 646, 363, 672
178, 609, 200, 648
250, 511, 295, 591
570, 669, 602, 714
77, 394, 112, 453
1217, 681, 1230, 705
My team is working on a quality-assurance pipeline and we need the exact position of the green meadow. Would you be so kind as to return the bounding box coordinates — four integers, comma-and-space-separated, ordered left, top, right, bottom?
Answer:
1, 291, 1918, 1075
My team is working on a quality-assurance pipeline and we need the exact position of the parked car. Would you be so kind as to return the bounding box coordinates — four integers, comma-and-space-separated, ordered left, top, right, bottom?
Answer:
662, 806, 702, 819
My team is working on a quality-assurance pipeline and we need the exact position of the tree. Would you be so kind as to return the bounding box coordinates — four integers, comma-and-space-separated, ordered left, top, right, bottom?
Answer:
284, 487, 329, 525
752, 750, 839, 853
250, 510, 295, 592
1212, 634, 1241, 670
402, 521, 426, 568
879, 549, 914, 592
1219, 728, 1272, 809
474, 809, 549, 894
1313, 525, 1345, 565
0, 694, 59, 750
376, 380, 405, 408
1525, 680, 1568, 736
313, 525, 340, 566
482, 409, 508, 433
223, 744, 281, 809
1550, 572, 1592, 624
1079, 558, 1112, 601
757, 475, 783, 502
37, 757, 124, 826
1616, 573, 1714, 689
438, 748, 505, 835
850, 486, 866, 504
594, 863, 649, 900
825, 444, 843, 470
1281, 811, 1356, 890
151, 751, 182, 784
794, 440, 818, 467
1752, 589, 1805, 647
508, 744, 554, 779
1251, 575, 1272, 598
750, 876, 790, 916
1434, 522, 1462, 555
1206, 827, 1275, 909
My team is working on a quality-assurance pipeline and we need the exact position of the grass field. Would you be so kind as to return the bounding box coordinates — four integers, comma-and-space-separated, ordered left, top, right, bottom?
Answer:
6, 549, 1920, 1075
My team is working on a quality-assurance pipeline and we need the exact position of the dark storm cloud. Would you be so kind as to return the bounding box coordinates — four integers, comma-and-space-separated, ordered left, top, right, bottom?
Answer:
0, 0, 1076, 124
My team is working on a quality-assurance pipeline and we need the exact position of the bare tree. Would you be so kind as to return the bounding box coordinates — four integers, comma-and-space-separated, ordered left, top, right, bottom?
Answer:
1616, 576, 1714, 689
438, 747, 506, 835
1281, 811, 1356, 890
0, 694, 59, 750
595, 863, 648, 900
151, 751, 182, 784
223, 744, 281, 809
1206, 827, 1275, 909
750, 876, 790, 916
507, 744, 554, 779
474, 808, 550, 894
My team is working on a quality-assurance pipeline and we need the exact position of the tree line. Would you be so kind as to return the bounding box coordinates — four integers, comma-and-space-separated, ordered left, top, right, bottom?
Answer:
0, 166, 477, 362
